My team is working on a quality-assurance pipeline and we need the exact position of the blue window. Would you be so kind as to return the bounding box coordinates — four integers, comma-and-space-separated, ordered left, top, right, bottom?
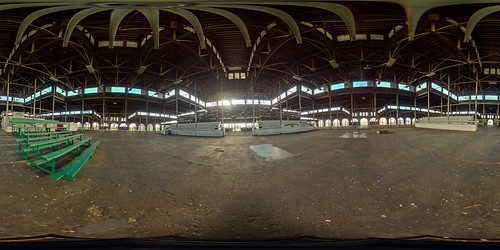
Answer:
0, 96, 6, 101
148, 90, 158, 98
451, 94, 458, 101
35, 92, 41, 98
416, 83, 427, 91
431, 82, 442, 92
377, 81, 391, 88
485, 95, 498, 101
301, 85, 313, 95
67, 90, 79, 97
128, 88, 141, 95
25, 96, 32, 102
458, 96, 469, 101
85, 87, 98, 94
41, 86, 52, 95
398, 84, 411, 91
13, 97, 24, 103
331, 83, 345, 90
313, 87, 325, 95
56, 87, 66, 96
353, 81, 368, 88
111, 87, 126, 93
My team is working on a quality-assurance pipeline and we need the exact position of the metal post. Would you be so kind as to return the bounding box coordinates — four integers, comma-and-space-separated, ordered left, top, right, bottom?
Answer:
474, 70, 478, 122
396, 91, 399, 127
175, 88, 179, 129
328, 92, 332, 128
427, 80, 430, 122
102, 95, 105, 127
33, 78, 36, 117
447, 74, 450, 123
413, 95, 416, 123
194, 84, 198, 134
350, 87, 354, 129
81, 94, 84, 129
146, 92, 149, 132
64, 101, 67, 122
298, 86, 302, 121
374, 91, 377, 125
52, 84, 56, 121
5, 73, 10, 114
279, 82, 283, 128
125, 96, 128, 124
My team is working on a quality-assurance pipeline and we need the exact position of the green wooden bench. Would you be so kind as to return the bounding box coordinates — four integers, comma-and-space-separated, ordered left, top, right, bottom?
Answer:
51, 141, 100, 181
21, 131, 74, 142
32, 137, 92, 174
18, 134, 83, 160
18, 131, 74, 144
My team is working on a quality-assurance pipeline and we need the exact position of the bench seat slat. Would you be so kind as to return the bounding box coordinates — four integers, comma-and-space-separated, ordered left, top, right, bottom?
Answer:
51, 141, 100, 181
41, 137, 91, 161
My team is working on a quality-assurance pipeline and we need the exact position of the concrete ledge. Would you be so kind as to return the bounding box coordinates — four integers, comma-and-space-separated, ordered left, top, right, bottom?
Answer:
168, 122, 224, 137
254, 120, 314, 135
415, 123, 478, 132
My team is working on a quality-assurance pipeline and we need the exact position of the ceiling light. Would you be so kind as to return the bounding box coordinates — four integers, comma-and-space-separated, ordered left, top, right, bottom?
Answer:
173, 79, 183, 85
86, 65, 94, 74
137, 66, 147, 74
292, 76, 303, 81
386, 58, 396, 67
425, 72, 436, 77
328, 59, 339, 69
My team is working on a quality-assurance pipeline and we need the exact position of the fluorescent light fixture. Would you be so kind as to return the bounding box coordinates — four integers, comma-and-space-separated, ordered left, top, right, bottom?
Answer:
173, 79, 183, 85
425, 72, 436, 77
387, 58, 396, 67
86, 65, 94, 74
49, 76, 59, 82
329, 59, 339, 68
292, 76, 303, 81
227, 66, 242, 71
137, 66, 147, 74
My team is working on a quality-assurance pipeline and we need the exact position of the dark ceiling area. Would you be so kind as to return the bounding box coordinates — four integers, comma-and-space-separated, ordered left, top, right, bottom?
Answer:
1, 0, 500, 100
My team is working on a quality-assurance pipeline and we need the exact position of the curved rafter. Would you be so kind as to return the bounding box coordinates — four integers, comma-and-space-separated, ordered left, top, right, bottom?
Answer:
268, 2, 356, 41
187, 6, 251, 47
164, 8, 206, 49
206, 4, 302, 44
464, 5, 500, 42
109, 9, 134, 48
138, 9, 160, 49
63, 7, 110, 47
15, 5, 87, 45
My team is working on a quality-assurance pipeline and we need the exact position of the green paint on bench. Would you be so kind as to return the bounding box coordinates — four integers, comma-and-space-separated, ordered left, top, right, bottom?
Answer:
36, 137, 92, 173
51, 141, 100, 181
20, 134, 83, 159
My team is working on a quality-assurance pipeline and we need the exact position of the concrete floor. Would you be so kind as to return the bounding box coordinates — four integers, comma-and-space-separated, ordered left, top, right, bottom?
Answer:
0, 127, 499, 240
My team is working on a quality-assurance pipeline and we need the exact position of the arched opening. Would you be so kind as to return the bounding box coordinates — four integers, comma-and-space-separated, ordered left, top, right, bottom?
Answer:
110, 123, 119, 130
102, 123, 109, 128
341, 118, 350, 127
129, 123, 137, 131
92, 122, 99, 130
398, 117, 405, 125
138, 124, 145, 131
360, 118, 368, 126
333, 119, 340, 127
389, 117, 396, 125
318, 120, 324, 127
352, 118, 359, 125
83, 122, 90, 130
379, 117, 387, 125
369, 118, 377, 124
147, 124, 154, 131
406, 118, 411, 125
119, 123, 128, 130
412, 118, 416, 124
487, 119, 494, 125
155, 124, 160, 131
325, 120, 331, 127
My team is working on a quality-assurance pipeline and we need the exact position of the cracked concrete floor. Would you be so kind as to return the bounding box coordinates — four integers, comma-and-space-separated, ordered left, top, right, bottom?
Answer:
0, 127, 499, 240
